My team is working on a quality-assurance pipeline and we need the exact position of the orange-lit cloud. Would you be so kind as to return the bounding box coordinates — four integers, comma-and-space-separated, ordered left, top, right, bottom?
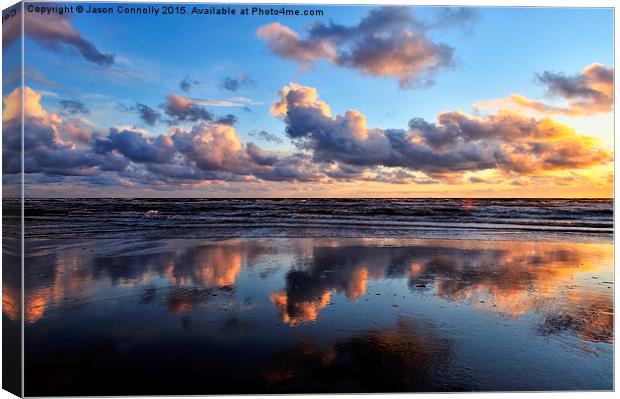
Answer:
257, 7, 474, 88
257, 23, 338, 68
475, 63, 614, 117
6, 76, 612, 195
3, 86, 61, 123
274, 82, 611, 178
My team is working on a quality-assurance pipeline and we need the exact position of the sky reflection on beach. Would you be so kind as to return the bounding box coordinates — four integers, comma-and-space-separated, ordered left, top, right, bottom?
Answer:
16, 237, 613, 394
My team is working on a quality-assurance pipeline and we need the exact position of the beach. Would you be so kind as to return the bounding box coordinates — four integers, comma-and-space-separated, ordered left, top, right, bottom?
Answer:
11, 198, 613, 394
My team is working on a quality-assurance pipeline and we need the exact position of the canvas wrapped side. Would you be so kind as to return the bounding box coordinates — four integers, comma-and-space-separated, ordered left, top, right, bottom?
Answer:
2, 2, 24, 397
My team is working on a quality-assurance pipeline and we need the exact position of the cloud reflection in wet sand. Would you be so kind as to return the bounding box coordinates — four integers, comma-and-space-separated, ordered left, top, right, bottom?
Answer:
15, 237, 613, 394
16, 239, 613, 342
264, 317, 472, 392
19, 240, 262, 320
269, 240, 612, 343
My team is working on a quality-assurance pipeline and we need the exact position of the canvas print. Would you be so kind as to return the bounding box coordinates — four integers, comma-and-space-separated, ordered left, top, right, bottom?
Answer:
1, 1, 614, 396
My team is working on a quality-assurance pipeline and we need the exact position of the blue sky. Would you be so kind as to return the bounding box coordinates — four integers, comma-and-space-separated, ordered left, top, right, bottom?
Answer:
2, 3, 614, 197
29, 6, 613, 129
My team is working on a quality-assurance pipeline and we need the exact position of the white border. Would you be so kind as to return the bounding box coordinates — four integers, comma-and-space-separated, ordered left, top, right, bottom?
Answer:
0, 1, 616, 398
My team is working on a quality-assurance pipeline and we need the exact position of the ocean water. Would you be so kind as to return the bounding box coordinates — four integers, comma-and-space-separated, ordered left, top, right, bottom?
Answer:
2, 198, 613, 394
5, 198, 614, 240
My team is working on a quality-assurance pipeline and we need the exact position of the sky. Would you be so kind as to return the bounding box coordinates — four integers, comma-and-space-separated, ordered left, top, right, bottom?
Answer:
2, 3, 614, 197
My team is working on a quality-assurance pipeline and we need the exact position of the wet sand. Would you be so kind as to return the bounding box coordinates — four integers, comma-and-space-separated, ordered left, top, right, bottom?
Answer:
15, 237, 613, 395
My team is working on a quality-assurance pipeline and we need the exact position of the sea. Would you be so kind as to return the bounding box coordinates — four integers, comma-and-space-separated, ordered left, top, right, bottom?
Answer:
4, 197, 613, 241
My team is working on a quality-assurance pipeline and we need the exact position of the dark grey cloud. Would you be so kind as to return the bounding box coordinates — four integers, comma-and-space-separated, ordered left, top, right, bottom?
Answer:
427, 7, 480, 30
252, 153, 326, 183
135, 103, 161, 126
4, 13, 115, 65
216, 114, 238, 126
58, 99, 89, 116
308, 7, 412, 43
220, 74, 256, 92
180, 76, 199, 92
246, 142, 279, 166
222, 77, 240, 91
3, 115, 127, 177
307, 7, 478, 45
248, 130, 283, 144
94, 128, 176, 164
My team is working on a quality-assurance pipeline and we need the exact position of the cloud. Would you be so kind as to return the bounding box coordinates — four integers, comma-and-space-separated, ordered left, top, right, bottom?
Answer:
94, 128, 176, 164
257, 22, 338, 68
2, 87, 127, 177
215, 114, 238, 125
170, 123, 248, 172
3, 66, 60, 91
475, 64, 614, 116
60, 118, 94, 144
4, 87, 324, 187
427, 7, 480, 30
536, 63, 613, 114
135, 103, 161, 126
468, 176, 487, 184
166, 124, 324, 183
162, 94, 237, 125
272, 82, 612, 176
220, 74, 256, 91
248, 130, 283, 144
4, 13, 114, 65
163, 94, 214, 123
257, 7, 470, 87
179, 76, 199, 92
126, 95, 247, 127
1, 6, 20, 49
7, 85, 612, 191
58, 99, 89, 116
192, 96, 261, 107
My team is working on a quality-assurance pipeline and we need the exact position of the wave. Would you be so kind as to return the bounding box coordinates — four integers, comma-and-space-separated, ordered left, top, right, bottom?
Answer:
4, 198, 612, 241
